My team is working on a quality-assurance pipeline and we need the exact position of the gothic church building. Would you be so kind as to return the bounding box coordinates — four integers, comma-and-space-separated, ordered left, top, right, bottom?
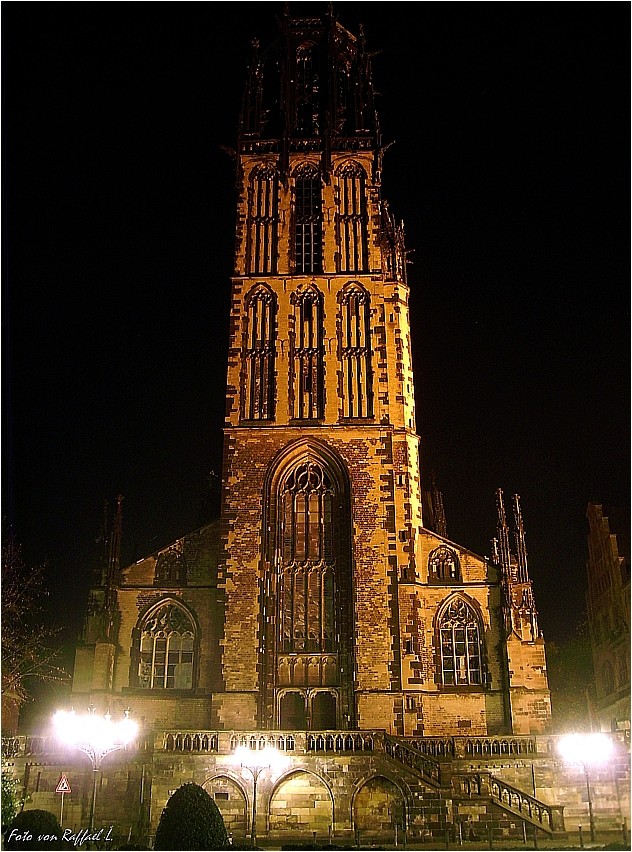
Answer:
26, 7, 580, 843
74, 5, 549, 740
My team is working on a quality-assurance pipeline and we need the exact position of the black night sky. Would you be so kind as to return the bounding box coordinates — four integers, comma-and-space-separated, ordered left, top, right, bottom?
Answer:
2, 1, 630, 671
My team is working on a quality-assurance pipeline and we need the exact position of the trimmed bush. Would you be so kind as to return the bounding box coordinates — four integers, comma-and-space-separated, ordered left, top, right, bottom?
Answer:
4, 809, 64, 850
154, 783, 228, 850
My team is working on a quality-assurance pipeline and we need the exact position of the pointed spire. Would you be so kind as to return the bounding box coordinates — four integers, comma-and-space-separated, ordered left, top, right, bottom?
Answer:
495, 488, 511, 574
512, 493, 529, 583
431, 476, 447, 539
111, 494, 123, 571
97, 497, 110, 584
100, 494, 123, 642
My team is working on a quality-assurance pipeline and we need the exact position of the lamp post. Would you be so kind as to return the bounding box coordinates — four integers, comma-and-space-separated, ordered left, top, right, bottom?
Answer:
558, 732, 614, 842
234, 745, 289, 847
53, 707, 138, 831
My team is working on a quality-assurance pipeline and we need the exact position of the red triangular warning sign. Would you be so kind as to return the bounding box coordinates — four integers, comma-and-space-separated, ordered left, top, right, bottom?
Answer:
56, 774, 71, 793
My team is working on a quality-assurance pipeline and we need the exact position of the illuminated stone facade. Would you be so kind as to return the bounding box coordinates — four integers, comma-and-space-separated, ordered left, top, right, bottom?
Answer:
70, 4, 551, 743
12, 8, 630, 847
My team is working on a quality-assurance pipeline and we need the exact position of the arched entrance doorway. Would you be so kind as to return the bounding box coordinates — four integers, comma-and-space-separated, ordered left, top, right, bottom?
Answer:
279, 691, 307, 729
312, 691, 337, 729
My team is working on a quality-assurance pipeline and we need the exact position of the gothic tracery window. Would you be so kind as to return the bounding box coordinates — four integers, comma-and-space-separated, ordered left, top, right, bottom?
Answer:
279, 461, 336, 654
291, 288, 324, 419
294, 165, 322, 274
296, 46, 319, 136
339, 284, 373, 418
244, 285, 276, 420
429, 546, 461, 582
137, 603, 196, 690
438, 598, 483, 686
154, 548, 187, 586
248, 166, 278, 274
335, 164, 368, 273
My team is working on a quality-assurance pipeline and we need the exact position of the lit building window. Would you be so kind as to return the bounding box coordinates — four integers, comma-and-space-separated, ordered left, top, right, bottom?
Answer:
335, 164, 368, 272
429, 546, 461, 582
294, 165, 322, 274
248, 166, 278, 274
339, 284, 373, 418
439, 598, 483, 686
137, 602, 195, 690
279, 461, 336, 654
243, 285, 276, 420
291, 288, 324, 419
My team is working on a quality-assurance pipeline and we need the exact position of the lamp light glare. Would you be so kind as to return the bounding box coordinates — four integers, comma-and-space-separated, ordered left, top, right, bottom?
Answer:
558, 732, 614, 765
53, 709, 138, 755
234, 744, 290, 774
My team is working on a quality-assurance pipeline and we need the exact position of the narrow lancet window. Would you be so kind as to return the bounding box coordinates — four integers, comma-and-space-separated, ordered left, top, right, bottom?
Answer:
339, 284, 372, 418
279, 462, 336, 654
244, 285, 276, 420
292, 288, 324, 419
438, 598, 483, 686
294, 165, 322, 274
248, 166, 279, 274
296, 46, 319, 136
335, 164, 368, 273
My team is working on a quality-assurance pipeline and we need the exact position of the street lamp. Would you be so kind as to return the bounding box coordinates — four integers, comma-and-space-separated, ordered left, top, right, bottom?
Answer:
558, 732, 614, 842
234, 745, 289, 847
53, 707, 138, 831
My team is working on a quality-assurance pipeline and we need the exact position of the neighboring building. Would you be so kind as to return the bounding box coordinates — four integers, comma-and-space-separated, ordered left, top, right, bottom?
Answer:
586, 503, 631, 732
4, 7, 628, 846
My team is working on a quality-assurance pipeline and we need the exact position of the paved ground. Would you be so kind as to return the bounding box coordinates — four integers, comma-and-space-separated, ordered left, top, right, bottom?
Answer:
243, 831, 630, 852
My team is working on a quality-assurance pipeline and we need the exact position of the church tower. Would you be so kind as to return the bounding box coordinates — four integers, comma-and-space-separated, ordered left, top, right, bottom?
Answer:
218, 7, 422, 732
70, 3, 551, 743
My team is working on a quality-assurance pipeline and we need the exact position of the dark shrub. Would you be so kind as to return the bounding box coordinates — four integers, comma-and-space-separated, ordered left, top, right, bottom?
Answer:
5, 809, 64, 850
154, 782, 228, 850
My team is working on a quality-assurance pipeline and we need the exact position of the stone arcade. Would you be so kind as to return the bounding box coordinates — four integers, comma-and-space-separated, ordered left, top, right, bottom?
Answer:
6, 6, 629, 846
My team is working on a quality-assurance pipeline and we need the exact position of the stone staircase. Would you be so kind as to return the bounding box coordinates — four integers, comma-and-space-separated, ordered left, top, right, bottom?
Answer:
383, 735, 565, 838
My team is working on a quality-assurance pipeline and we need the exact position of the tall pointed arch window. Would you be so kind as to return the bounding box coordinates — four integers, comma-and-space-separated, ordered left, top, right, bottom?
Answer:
294, 165, 322, 274
438, 598, 483, 686
247, 165, 279, 275
296, 45, 319, 136
244, 285, 276, 420
137, 602, 196, 690
279, 461, 336, 654
291, 288, 324, 419
339, 284, 373, 418
335, 164, 368, 273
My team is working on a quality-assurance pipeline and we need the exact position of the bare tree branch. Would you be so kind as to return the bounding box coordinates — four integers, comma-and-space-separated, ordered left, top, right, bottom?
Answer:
1, 534, 70, 709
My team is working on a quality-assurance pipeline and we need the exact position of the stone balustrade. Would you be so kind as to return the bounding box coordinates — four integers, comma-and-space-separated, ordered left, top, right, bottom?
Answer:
384, 733, 443, 786
452, 770, 563, 834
